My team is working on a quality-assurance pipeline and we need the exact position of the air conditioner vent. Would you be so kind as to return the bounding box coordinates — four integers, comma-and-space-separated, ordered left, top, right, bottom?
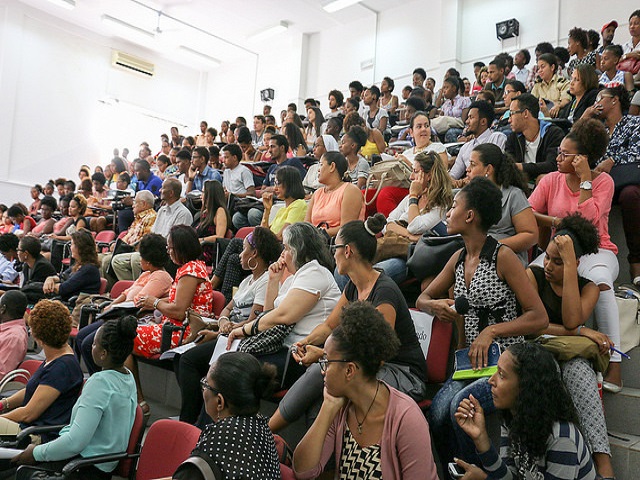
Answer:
111, 51, 154, 77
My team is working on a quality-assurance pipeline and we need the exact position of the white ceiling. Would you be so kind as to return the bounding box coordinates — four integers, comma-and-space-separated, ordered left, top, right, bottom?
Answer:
17, 0, 402, 67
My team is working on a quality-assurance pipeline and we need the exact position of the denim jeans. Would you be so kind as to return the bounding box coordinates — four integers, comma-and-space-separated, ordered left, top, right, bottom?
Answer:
232, 208, 263, 230
428, 376, 495, 476
374, 257, 408, 284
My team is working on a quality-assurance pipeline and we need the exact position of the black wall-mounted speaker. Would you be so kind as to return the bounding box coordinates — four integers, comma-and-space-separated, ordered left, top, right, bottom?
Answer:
496, 18, 519, 40
260, 88, 275, 102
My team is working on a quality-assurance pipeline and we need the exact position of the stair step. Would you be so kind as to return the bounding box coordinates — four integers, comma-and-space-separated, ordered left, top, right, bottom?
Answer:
621, 345, 640, 389
608, 431, 640, 480
604, 386, 640, 436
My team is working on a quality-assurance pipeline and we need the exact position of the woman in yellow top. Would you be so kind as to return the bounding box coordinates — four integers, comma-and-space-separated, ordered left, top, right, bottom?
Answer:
343, 112, 386, 159
261, 166, 308, 241
531, 53, 571, 118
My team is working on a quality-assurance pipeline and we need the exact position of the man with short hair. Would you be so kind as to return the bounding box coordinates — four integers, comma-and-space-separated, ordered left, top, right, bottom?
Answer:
449, 101, 507, 180
251, 115, 266, 148
134, 159, 162, 198
221, 144, 256, 199
0, 290, 28, 379
195, 121, 208, 147
0, 234, 19, 284
325, 89, 344, 119
186, 146, 222, 194
263, 105, 272, 116
112, 178, 192, 281
505, 93, 565, 181
362, 85, 388, 132
512, 49, 531, 84
349, 81, 364, 100
495, 80, 528, 133
484, 57, 508, 106
601, 20, 618, 52
175, 149, 192, 197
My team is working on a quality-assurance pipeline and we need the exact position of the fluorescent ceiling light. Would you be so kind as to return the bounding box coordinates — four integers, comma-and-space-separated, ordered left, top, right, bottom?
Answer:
323, 0, 361, 13
45, 0, 75, 10
247, 21, 288, 42
178, 46, 221, 67
102, 15, 155, 42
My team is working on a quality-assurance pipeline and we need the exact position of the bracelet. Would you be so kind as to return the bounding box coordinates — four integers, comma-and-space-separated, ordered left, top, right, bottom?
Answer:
218, 316, 229, 323
153, 298, 161, 309
251, 318, 261, 336
242, 324, 249, 336
552, 217, 558, 228
408, 197, 419, 206
576, 325, 583, 335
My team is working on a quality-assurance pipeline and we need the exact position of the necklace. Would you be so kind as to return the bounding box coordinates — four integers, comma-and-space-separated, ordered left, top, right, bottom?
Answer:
354, 381, 380, 434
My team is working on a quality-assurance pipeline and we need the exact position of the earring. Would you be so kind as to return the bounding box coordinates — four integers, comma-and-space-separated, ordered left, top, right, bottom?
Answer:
247, 257, 258, 270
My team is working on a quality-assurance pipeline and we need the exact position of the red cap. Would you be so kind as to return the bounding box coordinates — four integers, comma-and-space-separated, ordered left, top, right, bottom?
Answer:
602, 21, 618, 33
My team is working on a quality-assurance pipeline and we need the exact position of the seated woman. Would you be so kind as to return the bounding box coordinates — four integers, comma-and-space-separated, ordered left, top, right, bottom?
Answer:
48, 194, 89, 271
13, 316, 138, 480
131, 225, 212, 416
342, 112, 386, 161
42, 229, 101, 302
269, 215, 428, 432
305, 106, 325, 148
528, 117, 622, 391
292, 302, 439, 479
376, 150, 453, 285
0, 300, 83, 437
527, 214, 615, 479
195, 180, 231, 265
283, 122, 307, 157
559, 64, 600, 123
454, 343, 596, 479
227, 223, 341, 384
304, 135, 340, 192
339, 125, 370, 189
305, 151, 365, 238
47, 195, 73, 240
75, 233, 173, 375
28, 185, 42, 218
30, 196, 57, 238
416, 177, 548, 473
466, 144, 537, 265
7, 204, 36, 237
369, 111, 448, 216
16, 236, 56, 291
174, 227, 282, 424
531, 53, 571, 118
173, 352, 281, 480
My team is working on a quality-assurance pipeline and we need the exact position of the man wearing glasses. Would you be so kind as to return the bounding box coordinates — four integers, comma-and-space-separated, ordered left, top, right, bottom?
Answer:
505, 93, 565, 182
186, 146, 222, 195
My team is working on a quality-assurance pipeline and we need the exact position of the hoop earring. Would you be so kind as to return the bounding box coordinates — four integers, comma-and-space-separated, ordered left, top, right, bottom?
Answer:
247, 257, 258, 270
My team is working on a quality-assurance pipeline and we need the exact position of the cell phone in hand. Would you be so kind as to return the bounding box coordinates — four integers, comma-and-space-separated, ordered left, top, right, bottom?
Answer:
448, 462, 465, 479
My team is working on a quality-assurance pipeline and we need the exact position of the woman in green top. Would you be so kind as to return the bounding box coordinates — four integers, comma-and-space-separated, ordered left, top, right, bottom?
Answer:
261, 166, 307, 241
14, 316, 139, 479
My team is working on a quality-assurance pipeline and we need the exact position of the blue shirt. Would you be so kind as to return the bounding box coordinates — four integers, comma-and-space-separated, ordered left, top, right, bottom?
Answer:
136, 172, 163, 197
193, 165, 223, 191
262, 158, 307, 187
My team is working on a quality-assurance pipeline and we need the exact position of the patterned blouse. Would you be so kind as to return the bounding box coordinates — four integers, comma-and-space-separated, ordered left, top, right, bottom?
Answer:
165, 260, 213, 325
339, 426, 383, 479
454, 236, 521, 349
604, 115, 640, 166
567, 51, 596, 76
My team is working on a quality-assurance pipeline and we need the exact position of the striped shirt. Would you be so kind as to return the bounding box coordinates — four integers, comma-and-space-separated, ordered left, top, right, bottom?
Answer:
477, 421, 596, 479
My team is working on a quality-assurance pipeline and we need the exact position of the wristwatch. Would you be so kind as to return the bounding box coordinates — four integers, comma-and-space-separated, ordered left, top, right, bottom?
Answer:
579, 180, 592, 190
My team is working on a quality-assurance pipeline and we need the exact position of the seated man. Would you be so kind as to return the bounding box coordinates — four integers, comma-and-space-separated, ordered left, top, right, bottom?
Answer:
116, 159, 162, 232
185, 146, 222, 195
0, 233, 19, 286
0, 290, 28, 379
361, 85, 389, 133
100, 190, 157, 282
449, 101, 507, 183
505, 93, 565, 182
431, 77, 472, 141
111, 178, 192, 281
494, 80, 527, 134
484, 57, 508, 110
221, 143, 257, 225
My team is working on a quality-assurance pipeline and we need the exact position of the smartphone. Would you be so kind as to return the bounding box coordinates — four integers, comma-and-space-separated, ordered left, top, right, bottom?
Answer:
448, 462, 465, 479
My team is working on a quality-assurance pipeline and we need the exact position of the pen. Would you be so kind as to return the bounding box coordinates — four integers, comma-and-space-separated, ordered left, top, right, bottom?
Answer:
610, 346, 631, 360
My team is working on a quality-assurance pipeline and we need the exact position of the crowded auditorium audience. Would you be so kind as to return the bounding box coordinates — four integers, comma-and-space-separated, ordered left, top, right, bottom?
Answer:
5, 9, 640, 479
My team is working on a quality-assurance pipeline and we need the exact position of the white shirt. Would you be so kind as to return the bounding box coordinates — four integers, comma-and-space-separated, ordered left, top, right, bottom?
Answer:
449, 129, 507, 179
222, 164, 254, 195
152, 200, 193, 238
511, 66, 529, 84
524, 134, 541, 164
232, 271, 269, 318
387, 201, 447, 236
274, 260, 341, 347
401, 142, 447, 163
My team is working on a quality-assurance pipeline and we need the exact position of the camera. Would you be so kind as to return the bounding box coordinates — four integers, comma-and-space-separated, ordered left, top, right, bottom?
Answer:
109, 190, 131, 211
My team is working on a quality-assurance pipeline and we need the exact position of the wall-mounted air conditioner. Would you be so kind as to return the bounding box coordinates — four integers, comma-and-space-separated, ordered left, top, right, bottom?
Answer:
111, 51, 155, 77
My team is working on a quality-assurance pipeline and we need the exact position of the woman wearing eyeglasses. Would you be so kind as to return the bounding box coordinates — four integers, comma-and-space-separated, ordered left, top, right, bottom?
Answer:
293, 302, 438, 480
269, 214, 427, 433
529, 117, 622, 391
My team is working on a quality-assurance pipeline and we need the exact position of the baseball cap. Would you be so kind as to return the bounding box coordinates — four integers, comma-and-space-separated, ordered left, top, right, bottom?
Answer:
602, 21, 618, 33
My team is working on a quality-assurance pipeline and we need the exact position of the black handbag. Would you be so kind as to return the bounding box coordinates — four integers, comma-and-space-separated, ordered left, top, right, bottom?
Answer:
233, 197, 263, 216
238, 311, 294, 355
609, 162, 640, 194
406, 234, 464, 281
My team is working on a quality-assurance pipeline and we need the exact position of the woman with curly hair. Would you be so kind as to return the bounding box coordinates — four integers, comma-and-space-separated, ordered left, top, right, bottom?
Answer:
465, 143, 537, 265
270, 214, 428, 433
529, 117, 622, 391
567, 27, 597, 76
42, 229, 101, 302
175, 227, 282, 424
526, 213, 615, 478
416, 178, 548, 473
293, 301, 439, 479
454, 342, 595, 479
0, 300, 83, 439
13, 316, 138, 479
339, 125, 370, 189
342, 111, 386, 160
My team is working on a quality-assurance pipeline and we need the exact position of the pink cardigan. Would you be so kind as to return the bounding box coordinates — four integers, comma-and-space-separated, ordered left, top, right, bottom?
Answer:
294, 385, 439, 480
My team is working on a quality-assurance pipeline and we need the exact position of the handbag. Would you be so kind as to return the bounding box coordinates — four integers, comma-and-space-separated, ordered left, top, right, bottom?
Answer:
616, 287, 640, 353
536, 335, 611, 373
364, 158, 413, 206
238, 311, 294, 355
406, 234, 464, 281
233, 197, 263, 216
609, 162, 640, 194
373, 231, 412, 263
452, 343, 501, 380
617, 57, 640, 74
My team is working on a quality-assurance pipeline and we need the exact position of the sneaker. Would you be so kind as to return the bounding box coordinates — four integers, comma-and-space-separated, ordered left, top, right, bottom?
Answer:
602, 381, 623, 394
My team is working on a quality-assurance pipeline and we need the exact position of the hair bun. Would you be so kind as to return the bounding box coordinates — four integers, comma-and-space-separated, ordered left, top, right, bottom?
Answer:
118, 315, 138, 341
365, 213, 386, 236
